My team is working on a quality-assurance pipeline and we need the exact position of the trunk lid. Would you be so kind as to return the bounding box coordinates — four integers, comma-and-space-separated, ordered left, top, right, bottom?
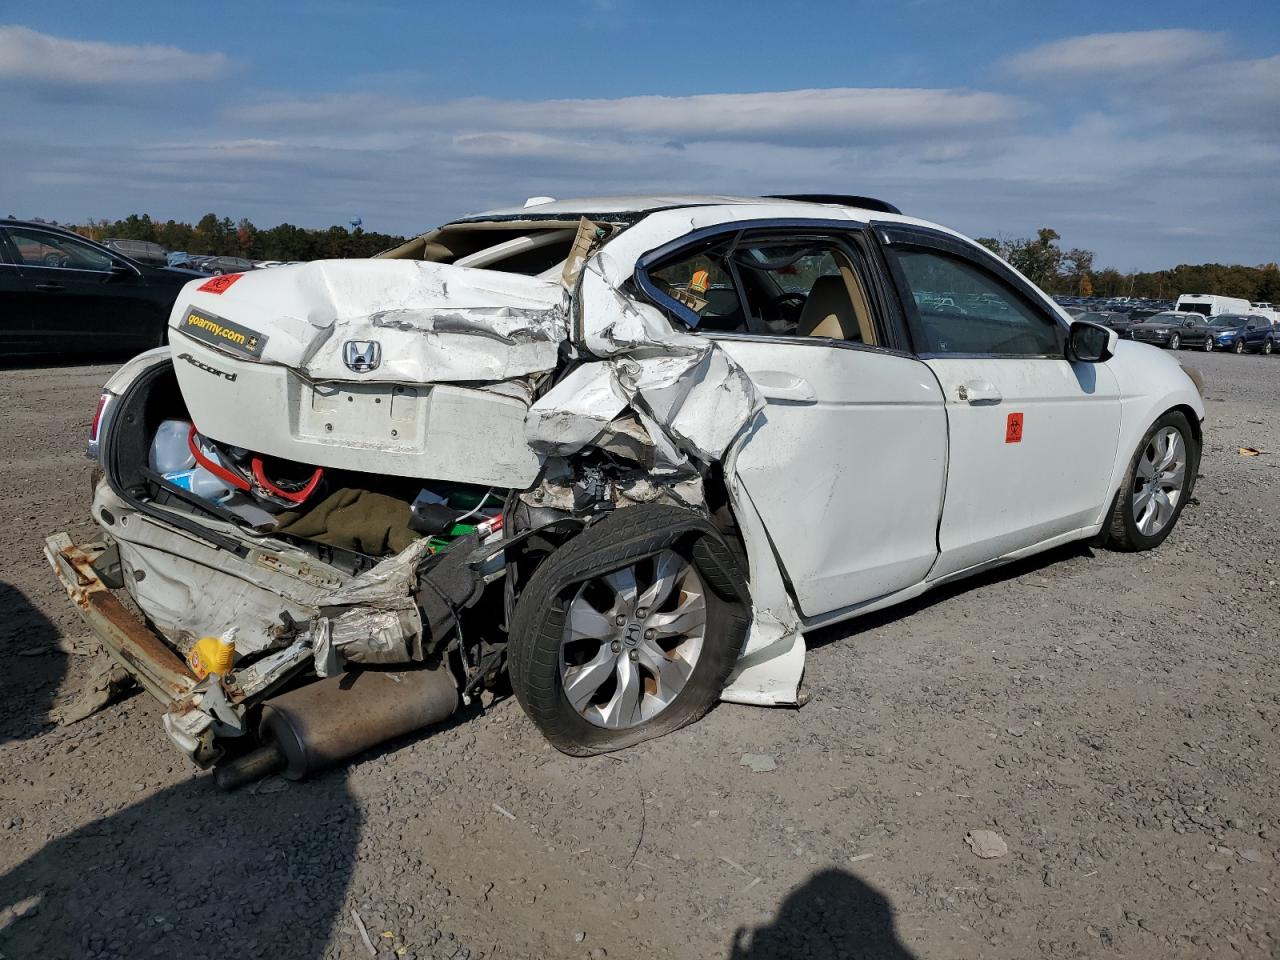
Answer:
169, 260, 569, 487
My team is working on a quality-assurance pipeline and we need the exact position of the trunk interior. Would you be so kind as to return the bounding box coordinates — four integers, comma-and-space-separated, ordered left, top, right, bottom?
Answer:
105, 360, 507, 575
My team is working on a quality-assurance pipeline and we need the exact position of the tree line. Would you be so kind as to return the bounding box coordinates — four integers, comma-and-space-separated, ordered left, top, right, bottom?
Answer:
977, 228, 1280, 303
39, 212, 1280, 302
69, 213, 408, 262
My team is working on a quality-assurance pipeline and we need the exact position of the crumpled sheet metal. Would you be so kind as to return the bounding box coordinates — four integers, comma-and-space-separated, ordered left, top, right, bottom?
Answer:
197, 259, 569, 385
525, 252, 764, 467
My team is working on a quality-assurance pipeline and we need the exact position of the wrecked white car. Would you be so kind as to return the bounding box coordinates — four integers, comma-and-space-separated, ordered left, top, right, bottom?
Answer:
46, 194, 1205, 787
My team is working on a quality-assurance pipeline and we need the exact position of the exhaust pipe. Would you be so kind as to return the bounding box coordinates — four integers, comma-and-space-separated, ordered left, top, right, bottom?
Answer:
214, 665, 458, 790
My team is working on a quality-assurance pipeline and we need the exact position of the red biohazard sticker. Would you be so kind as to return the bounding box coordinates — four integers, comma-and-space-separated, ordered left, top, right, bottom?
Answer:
197, 273, 243, 294
1005, 412, 1024, 444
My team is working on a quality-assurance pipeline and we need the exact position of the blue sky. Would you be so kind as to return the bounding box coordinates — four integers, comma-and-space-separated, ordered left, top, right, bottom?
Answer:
2, 0, 1277, 270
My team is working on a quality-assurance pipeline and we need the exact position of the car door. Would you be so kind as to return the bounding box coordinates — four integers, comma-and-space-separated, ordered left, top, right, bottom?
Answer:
876, 224, 1123, 580
5, 224, 155, 353
0, 229, 38, 354
638, 224, 948, 617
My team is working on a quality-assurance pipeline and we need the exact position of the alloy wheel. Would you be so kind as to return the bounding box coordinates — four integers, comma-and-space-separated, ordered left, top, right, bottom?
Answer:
1203, 336, 1213, 351
1235, 339, 1245, 354
1131, 426, 1187, 537
1169, 333, 1181, 350
559, 551, 707, 729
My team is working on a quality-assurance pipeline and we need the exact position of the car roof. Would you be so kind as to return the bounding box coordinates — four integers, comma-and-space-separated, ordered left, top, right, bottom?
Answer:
0, 218, 90, 237
455, 194, 909, 222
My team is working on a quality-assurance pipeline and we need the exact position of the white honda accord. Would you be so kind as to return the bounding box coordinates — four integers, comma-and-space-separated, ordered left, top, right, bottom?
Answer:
49, 194, 1203, 782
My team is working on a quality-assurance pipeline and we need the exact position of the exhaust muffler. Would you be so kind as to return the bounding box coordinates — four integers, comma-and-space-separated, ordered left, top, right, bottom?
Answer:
214, 665, 458, 790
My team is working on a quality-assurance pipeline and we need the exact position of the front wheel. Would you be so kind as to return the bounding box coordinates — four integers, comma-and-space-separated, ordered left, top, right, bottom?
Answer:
1104, 410, 1199, 551
1234, 339, 1245, 354
1169, 333, 1181, 350
508, 504, 749, 755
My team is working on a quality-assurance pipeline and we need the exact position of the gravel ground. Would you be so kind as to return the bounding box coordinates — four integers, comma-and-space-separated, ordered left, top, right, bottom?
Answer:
1, 351, 1277, 959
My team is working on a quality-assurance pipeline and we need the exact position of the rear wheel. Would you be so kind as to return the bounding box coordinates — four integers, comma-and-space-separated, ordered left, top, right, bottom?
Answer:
1203, 335, 1213, 351
1169, 333, 1181, 350
1104, 410, 1198, 551
1264, 338, 1274, 356
508, 504, 749, 755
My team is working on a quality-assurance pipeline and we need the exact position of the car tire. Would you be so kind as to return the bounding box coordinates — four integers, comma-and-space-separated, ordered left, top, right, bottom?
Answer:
1169, 333, 1181, 350
1104, 409, 1199, 552
1264, 339, 1274, 356
1234, 339, 1245, 354
508, 503, 750, 756
1203, 335, 1213, 351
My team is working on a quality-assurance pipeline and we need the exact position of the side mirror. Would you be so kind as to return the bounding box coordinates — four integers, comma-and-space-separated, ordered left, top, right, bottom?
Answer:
104, 263, 135, 283
1068, 320, 1117, 363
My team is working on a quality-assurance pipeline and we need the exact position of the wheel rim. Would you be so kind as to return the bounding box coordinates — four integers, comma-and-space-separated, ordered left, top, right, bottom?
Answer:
559, 551, 706, 730
1265, 341, 1273, 355
1235, 340, 1244, 353
1132, 426, 1187, 537
1204, 336, 1212, 351
1170, 334, 1180, 349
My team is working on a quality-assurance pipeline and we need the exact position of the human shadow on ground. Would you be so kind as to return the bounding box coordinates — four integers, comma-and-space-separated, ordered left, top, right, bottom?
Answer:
0, 581, 68, 745
728, 868, 918, 960
0, 771, 362, 960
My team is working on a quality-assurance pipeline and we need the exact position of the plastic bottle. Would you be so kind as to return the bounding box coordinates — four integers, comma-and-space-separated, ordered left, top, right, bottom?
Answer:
163, 466, 235, 504
149, 419, 197, 474
186, 627, 238, 679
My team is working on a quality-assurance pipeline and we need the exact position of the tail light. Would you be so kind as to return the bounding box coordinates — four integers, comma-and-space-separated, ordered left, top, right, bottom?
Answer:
87, 391, 113, 460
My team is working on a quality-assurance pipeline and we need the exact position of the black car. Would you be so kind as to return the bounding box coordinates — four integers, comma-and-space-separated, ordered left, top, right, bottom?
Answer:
0, 220, 201, 357
1128, 311, 1218, 350
1080, 310, 1134, 336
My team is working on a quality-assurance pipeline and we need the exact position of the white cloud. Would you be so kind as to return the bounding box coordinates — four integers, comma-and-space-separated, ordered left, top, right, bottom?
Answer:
1006, 29, 1228, 78
0, 25, 229, 88
232, 86, 1026, 147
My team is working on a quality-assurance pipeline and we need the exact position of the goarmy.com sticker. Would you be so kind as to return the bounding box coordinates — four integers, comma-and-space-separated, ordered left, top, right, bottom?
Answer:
178, 306, 268, 359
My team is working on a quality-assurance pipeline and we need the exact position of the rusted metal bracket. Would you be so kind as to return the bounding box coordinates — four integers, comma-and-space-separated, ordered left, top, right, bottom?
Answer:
44, 532, 197, 706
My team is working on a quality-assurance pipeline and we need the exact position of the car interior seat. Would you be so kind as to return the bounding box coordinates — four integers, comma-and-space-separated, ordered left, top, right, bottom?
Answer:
796, 272, 875, 343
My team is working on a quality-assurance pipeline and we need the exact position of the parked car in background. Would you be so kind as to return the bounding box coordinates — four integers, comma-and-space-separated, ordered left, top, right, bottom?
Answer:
1080, 310, 1134, 336
1129, 311, 1217, 350
0, 219, 201, 357
102, 238, 169, 268
1212, 314, 1277, 354
203, 256, 256, 275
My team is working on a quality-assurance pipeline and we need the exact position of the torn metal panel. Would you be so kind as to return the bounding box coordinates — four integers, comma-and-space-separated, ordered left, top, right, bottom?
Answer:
525, 362, 628, 456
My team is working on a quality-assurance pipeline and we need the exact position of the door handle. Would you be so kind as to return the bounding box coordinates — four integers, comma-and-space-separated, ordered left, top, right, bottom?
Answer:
753, 371, 817, 403
35, 282, 65, 292
958, 380, 1002, 404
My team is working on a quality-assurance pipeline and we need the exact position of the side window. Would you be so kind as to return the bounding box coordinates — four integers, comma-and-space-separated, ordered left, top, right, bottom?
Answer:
890, 248, 1062, 356
7, 227, 114, 272
649, 234, 879, 345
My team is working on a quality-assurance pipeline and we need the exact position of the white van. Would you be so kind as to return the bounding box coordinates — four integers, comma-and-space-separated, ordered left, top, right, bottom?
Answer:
1175, 293, 1252, 317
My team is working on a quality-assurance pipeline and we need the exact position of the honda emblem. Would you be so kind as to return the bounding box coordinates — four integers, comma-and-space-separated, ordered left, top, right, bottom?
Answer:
343, 340, 381, 373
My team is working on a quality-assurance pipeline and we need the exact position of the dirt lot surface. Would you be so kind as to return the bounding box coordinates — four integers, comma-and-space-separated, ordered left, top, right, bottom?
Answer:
2, 352, 1278, 960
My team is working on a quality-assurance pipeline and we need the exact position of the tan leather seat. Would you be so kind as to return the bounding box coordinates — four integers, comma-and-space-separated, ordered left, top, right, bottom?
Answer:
796, 275, 859, 340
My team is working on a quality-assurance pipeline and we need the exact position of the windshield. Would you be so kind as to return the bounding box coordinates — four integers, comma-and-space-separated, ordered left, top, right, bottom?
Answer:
1177, 303, 1212, 316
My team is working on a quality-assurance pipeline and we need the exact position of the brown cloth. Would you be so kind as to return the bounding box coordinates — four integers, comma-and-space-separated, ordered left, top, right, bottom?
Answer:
274, 488, 421, 557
